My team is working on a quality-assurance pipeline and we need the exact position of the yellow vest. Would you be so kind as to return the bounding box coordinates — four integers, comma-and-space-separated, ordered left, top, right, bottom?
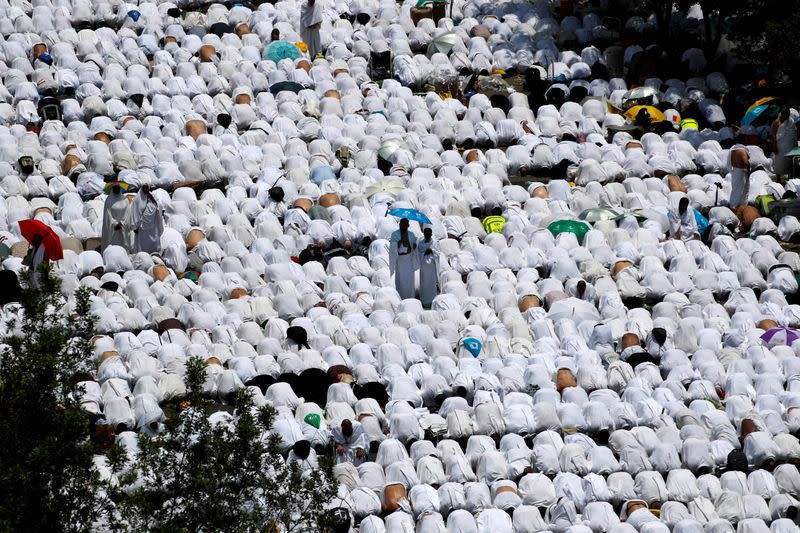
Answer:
483, 215, 505, 234
680, 118, 699, 130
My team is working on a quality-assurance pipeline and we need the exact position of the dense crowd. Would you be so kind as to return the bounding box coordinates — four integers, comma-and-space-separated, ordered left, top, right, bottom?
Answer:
1, 0, 800, 531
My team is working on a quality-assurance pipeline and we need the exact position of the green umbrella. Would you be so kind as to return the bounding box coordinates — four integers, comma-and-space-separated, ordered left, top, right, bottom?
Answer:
541, 213, 577, 227
265, 41, 301, 63
578, 208, 621, 223
304, 413, 321, 429
0, 242, 9, 259
548, 219, 590, 244
415, 0, 446, 5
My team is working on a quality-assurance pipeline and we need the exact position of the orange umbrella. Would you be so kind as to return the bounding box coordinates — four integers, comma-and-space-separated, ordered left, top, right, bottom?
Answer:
18, 219, 63, 260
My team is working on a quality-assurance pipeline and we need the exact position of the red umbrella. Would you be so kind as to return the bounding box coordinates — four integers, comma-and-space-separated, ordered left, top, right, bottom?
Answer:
18, 219, 63, 261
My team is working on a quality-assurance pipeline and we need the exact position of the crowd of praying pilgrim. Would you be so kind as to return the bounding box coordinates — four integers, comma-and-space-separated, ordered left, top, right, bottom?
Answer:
3, 0, 800, 531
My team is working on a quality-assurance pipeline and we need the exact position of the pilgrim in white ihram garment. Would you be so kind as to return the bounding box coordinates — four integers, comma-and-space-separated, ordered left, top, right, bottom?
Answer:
300, 0, 323, 58
389, 218, 418, 300
125, 184, 163, 254
101, 182, 131, 252
416, 226, 439, 307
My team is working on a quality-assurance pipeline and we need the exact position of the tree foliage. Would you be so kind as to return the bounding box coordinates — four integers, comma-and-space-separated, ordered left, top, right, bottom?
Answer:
0, 263, 338, 533
636, 0, 741, 59
107, 356, 339, 532
637, 0, 800, 72
727, 0, 800, 76
696, 0, 739, 61
0, 264, 104, 532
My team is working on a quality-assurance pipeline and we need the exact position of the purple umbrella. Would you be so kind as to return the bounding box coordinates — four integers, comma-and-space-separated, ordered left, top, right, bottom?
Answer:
761, 327, 800, 347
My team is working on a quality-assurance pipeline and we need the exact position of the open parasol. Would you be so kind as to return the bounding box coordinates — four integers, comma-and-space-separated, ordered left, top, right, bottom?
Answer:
547, 297, 601, 324
366, 179, 405, 198
579, 208, 621, 223
265, 41, 301, 63
387, 208, 432, 225
18, 219, 63, 261
377, 138, 411, 161
761, 326, 799, 347
269, 81, 305, 95
426, 32, 459, 57
623, 105, 665, 123
741, 96, 782, 127
547, 219, 590, 244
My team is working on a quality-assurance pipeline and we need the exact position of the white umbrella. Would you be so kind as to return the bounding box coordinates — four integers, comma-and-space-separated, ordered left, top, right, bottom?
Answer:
377, 139, 411, 161
366, 178, 405, 198
426, 32, 459, 58
621, 86, 657, 107
547, 297, 601, 324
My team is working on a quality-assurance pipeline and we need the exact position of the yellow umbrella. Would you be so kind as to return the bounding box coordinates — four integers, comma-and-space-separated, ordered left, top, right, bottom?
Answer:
623, 105, 665, 123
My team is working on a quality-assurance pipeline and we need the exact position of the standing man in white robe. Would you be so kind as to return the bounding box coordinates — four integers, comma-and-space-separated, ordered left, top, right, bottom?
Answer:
729, 145, 750, 208
126, 184, 163, 254
417, 227, 439, 308
102, 182, 131, 252
300, 0, 323, 59
773, 108, 798, 176
389, 218, 418, 300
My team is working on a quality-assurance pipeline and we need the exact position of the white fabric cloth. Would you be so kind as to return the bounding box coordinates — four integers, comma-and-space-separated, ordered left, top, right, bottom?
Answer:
390, 229, 419, 300
417, 236, 439, 307
126, 188, 163, 254
102, 191, 131, 251
300, 0, 323, 58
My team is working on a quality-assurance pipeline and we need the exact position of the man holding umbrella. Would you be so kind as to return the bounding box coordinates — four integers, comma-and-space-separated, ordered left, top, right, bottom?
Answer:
18, 220, 64, 288
389, 218, 418, 300
25, 233, 47, 287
